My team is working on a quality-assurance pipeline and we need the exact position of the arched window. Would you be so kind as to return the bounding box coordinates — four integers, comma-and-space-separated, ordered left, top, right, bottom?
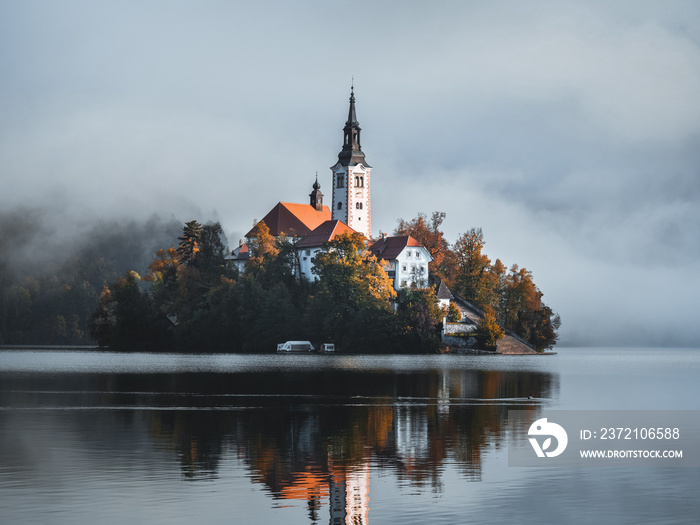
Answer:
337, 202, 343, 210
354, 175, 364, 187
356, 202, 363, 210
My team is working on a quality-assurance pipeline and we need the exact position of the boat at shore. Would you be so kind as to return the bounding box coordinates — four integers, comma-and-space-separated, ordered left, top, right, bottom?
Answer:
277, 341, 315, 352
276, 341, 336, 353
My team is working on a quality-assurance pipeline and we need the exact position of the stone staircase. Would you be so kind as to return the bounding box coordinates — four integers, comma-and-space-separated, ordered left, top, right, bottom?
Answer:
496, 334, 539, 354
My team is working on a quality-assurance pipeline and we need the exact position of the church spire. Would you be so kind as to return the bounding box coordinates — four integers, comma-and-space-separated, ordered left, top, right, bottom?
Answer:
337, 85, 369, 168
309, 172, 324, 211
347, 84, 358, 126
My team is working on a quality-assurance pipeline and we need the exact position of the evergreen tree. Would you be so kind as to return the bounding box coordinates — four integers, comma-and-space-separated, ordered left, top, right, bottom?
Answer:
177, 220, 203, 266
196, 222, 232, 285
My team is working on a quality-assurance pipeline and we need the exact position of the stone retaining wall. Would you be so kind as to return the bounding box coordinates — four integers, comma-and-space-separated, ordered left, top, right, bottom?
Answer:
443, 322, 476, 335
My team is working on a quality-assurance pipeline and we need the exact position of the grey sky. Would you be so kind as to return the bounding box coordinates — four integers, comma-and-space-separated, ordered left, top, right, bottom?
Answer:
2, 0, 699, 346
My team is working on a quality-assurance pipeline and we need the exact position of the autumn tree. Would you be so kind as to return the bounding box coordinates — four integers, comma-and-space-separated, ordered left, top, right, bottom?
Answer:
245, 220, 280, 280
490, 258, 507, 324
144, 247, 179, 318
453, 228, 499, 310
446, 302, 461, 323
450, 228, 559, 350
306, 232, 396, 351
502, 265, 559, 350
474, 306, 504, 350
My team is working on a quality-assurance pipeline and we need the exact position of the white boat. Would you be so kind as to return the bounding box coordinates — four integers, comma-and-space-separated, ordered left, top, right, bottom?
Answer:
321, 343, 335, 352
277, 341, 315, 352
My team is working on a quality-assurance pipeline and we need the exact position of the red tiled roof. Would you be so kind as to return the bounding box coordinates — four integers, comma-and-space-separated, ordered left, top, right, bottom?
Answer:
232, 243, 249, 260
369, 235, 425, 261
296, 220, 359, 248
246, 202, 331, 238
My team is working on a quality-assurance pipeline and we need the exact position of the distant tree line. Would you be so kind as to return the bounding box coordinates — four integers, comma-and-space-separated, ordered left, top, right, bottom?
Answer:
0, 210, 181, 346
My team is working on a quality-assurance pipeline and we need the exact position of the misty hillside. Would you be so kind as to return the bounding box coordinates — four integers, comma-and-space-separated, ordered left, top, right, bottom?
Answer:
0, 210, 183, 345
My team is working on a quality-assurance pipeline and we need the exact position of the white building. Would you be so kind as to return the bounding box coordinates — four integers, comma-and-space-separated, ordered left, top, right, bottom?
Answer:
436, 280, 455, 312
225, 240, 250, 273
369, 235, 433, 290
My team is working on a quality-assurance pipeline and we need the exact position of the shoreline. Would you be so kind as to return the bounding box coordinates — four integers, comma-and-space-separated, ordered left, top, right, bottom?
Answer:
1, 344, 556, 355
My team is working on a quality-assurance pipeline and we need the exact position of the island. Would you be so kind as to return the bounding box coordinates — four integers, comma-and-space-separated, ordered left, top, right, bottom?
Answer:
0, 88, 559, 354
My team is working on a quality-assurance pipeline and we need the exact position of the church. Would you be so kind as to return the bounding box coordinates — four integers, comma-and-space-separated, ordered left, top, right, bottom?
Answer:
228, 87, 431, 289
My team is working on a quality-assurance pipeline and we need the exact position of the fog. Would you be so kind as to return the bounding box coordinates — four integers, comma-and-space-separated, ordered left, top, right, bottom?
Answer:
0, 206, 183, 281
1, 1, 699, 346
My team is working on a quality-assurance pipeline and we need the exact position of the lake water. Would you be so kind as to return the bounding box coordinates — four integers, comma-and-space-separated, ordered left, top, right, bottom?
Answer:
1, 348, 698, 524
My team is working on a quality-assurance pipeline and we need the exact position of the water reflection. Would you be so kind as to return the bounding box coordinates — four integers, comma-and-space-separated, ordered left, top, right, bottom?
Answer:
1, 362, 557, 524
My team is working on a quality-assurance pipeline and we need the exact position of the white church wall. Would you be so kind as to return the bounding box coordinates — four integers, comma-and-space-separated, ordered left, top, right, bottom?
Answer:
298, 247, 322, 282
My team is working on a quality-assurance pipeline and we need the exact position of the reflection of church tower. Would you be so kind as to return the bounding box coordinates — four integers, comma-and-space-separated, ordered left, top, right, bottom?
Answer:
331, 86, 372, 239
329, 462, 370, 525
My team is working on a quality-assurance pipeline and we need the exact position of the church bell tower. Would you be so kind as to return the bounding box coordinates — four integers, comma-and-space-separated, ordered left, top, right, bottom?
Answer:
309, 174, 323, 211
331, 86, 372, 239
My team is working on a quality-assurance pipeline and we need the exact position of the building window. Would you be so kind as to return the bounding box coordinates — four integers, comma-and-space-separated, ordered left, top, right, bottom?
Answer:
406, 250, 412, 258
416, 251, 421, 259
356, 202, 363, 210
402, 264, 407, 272
305, 249, 310, 256
337, 202, 343, 210
354, 175, 364, 187
337, 174, 344, 188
